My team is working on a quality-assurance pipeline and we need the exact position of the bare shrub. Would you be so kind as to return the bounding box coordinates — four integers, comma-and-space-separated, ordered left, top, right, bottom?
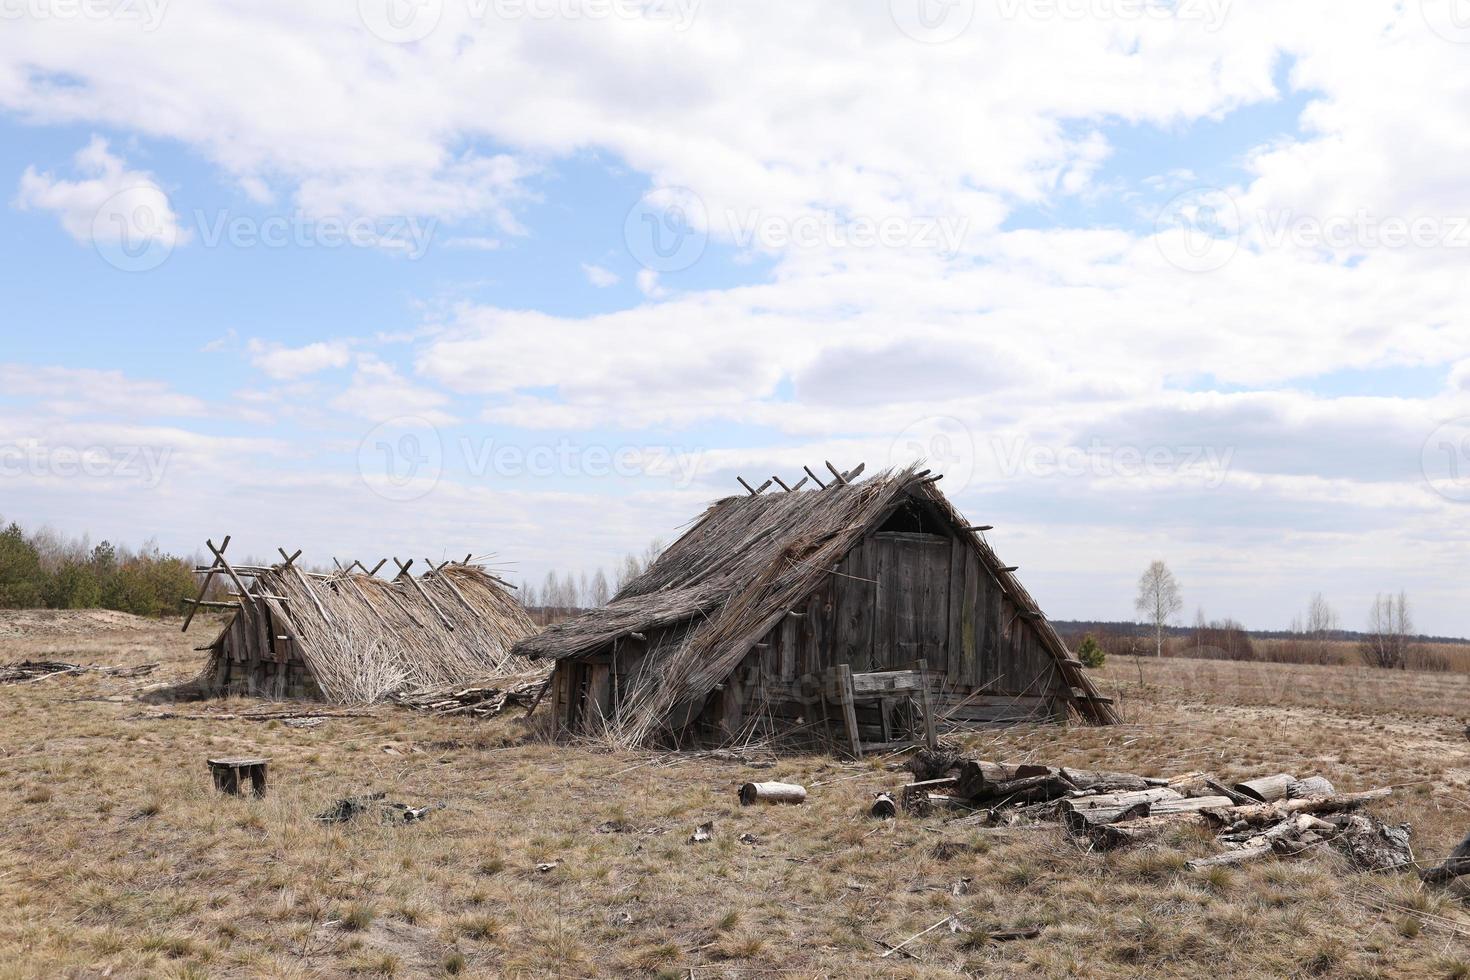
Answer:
1360, 592, 1417, 670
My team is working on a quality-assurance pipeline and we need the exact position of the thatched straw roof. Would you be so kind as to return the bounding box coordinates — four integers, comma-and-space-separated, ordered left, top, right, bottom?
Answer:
517, 465, 1118, 742
205, 563, 539, 704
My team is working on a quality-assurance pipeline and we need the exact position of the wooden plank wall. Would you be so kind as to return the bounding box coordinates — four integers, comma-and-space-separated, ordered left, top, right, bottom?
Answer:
216, 606, 321, 700
728, 526, 1071, 729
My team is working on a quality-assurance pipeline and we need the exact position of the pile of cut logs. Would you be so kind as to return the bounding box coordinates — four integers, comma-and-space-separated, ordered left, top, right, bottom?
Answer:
0, 660, 157, 683
892, 759, 1433, 875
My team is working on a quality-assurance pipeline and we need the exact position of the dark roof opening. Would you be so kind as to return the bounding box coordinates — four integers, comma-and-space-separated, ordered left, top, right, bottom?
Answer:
875, 496, 952, 536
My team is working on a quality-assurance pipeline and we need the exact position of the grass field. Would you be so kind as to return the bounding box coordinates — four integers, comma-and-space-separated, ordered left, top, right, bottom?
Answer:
2, 612, 1469, 978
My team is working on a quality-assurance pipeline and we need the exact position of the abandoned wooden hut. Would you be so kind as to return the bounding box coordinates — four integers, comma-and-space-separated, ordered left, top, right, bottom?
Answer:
516, 464, 1118, 752
184, 541, 539, 703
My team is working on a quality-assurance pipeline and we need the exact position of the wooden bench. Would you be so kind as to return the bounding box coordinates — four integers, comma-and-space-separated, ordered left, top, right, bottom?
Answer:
208, 757, 269, 797
823, 661, 937, 759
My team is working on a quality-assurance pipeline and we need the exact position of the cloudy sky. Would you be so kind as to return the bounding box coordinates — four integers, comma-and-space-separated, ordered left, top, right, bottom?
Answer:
2, 0, 1468, 634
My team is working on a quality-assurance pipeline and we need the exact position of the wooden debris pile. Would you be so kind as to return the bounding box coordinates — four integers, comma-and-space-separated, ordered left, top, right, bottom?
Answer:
1, 660, 157, 683
317, 792, 445, 824
892, 759, 1413, 874
388, 668, 550, 718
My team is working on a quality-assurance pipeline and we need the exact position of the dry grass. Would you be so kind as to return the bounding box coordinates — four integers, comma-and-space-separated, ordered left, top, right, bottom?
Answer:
2, 615, 1468, 977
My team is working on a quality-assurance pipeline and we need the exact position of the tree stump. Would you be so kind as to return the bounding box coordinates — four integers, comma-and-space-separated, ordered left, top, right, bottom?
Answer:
208, 757, 269, 797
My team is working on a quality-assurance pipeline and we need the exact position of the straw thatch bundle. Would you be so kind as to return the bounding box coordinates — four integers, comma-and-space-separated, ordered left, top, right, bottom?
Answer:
204, 563, 539, 704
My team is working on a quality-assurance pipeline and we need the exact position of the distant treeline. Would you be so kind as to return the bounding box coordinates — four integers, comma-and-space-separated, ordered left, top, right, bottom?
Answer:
520, 539, 663, 616
1053, 620, 1470, 647
0, 519, 198, 617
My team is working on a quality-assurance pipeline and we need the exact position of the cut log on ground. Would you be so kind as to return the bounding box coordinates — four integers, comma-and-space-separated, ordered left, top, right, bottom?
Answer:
1080, 812, 1211, 850
1420, 829, 1470, 886
1060, 788, 1183, 831
1233, 773, 1298, 803
739, 782, 807, 806
1287, 776, 1336, 799
979, 772, 1076, 805
1205, 788, 1392, 828
1187, 844, 1273, 871
954, 761, 1053, 799
1058, 768, 1150, 793
871, 793, 897, 819
1149, 795, 1235, 817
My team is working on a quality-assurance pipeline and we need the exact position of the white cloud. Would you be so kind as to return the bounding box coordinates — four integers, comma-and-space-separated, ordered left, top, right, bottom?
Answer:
635, 268, 665, 298
0, 364, 205, 418
13, 136, 187, 251
329, 355, 456, 426
581, 262, 620, 287
247, 339, 353, 380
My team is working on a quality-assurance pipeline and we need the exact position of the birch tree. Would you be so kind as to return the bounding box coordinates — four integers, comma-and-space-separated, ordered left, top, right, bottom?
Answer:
1134, 560, 1182, 658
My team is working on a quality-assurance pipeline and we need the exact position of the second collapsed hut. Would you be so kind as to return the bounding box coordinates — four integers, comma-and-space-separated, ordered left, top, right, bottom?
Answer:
517, 464, 1119, 749
187, 543, 539, 704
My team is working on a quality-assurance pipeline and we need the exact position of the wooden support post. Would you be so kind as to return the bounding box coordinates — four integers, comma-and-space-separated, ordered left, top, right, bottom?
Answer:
836, 664, 861, 759
276, 547, 302, 569
754, 478, 773, 494
367, 559, 388, 577
803, 465, 828, 489
842, 462, 866, 482
737, 476, 758, 496
790, 476, 809, 491
825, 461, 848, 485
916, 658, 937, 750
771, 475, 792, 492
966, 525, 993, 533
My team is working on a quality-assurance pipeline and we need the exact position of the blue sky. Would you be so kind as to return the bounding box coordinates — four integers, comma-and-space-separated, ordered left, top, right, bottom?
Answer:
2, 1, 1468, 635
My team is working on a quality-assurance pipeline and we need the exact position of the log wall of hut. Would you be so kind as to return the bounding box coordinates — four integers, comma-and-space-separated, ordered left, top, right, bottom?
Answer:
207, 605, 321, 700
